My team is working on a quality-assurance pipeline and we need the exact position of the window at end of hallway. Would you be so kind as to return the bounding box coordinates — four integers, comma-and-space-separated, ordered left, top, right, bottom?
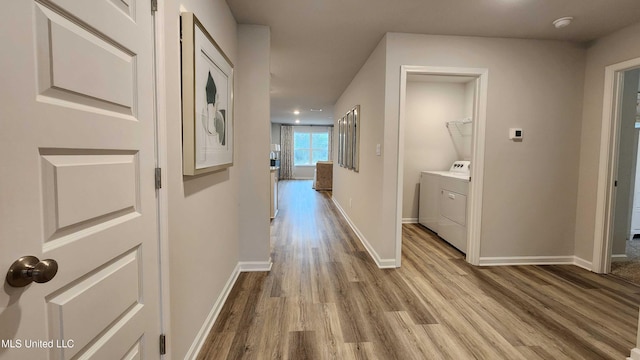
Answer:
294, 130, 329, 165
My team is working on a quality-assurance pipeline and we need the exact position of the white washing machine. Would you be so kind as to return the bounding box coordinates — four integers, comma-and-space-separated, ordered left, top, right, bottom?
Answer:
419, 161, 470, 253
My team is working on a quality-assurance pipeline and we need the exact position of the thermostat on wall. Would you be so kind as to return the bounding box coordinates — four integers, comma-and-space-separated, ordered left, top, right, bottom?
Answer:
509, 128, 523, 140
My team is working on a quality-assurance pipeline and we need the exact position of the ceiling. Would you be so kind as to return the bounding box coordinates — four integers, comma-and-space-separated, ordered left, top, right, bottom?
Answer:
227, 0, 640, 126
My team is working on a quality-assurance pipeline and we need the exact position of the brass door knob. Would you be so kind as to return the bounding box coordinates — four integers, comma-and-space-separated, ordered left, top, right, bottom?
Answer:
6, 256, 58, 287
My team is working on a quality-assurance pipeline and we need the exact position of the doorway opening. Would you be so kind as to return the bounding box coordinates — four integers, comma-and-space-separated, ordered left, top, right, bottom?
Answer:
593, 57, 640, 277
396, 66, 488, 266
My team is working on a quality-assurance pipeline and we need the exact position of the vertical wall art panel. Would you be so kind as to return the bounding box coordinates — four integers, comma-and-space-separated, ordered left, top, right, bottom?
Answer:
337, 105, 360, 171
339, 116, 345, 167
345, 111, 352, 169
352, 105, 360, 172
337, 117, 342, 167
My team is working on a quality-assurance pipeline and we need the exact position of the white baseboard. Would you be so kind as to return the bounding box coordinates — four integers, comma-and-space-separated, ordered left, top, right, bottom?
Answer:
573, 256, 593, 270
331, 197, 397, 268
239, 259, 273, 272
402, 218, 418, 224
612, 254, 629, 263
480, 255, 577, 267
628, 347, 640, 360
185, 263, 241, 359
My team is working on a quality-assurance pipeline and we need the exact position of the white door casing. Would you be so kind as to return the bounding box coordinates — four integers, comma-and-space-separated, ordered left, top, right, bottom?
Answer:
0, 0, 161, 359
593, 58, 640, 273
397, 65, 488, 267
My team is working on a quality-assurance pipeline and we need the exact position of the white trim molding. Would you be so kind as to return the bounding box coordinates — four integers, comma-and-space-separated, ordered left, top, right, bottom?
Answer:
573, 256, 593, 271
332, 197, 397, 268
185, 264, 241, 360
480, 256, 593, 269
629, 347, 640, 360
402, 218, 418, 224
593, 56, 640, 274
396, 65, 488, 267
153, 1, 172, 357
239, 259, 273, 272
611, 254, 629, 263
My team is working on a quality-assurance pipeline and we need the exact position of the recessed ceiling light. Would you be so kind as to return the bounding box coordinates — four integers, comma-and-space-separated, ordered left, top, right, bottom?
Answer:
553, 17, 573, 29
295, 119, 300, 124
310, 108, 323, 112
293, 110, 300, 115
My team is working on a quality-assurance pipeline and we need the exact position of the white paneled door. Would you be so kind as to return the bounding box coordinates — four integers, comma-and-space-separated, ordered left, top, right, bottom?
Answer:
0, 0, 161, 359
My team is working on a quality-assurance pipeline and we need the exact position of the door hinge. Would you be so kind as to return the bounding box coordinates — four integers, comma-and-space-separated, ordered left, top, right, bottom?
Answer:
614, 180, 618, 187
159, 334, 166, 355
155, 168, 162, 189
151, 0, 158, 12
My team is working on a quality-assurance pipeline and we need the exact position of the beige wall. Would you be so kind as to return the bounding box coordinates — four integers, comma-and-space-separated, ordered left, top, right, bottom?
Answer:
163, 1, 270, 358
333, 36, 388, 260
367, 33, 585, 261
164, 0, 239, 357
402, 81, 463, 220
237, 25, 272, 263
574, 22, 640, 262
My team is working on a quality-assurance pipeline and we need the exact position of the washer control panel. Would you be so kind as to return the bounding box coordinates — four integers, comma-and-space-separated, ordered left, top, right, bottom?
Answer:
449, 161, 471, 175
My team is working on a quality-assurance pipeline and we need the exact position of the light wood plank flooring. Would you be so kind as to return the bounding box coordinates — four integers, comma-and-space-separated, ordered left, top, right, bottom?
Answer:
197, 180, 640, 359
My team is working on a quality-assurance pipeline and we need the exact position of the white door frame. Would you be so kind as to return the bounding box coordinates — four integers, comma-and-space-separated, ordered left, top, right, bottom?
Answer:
396, 65, 489, 266
153, 1, 173, 357
592, 57, 640, 273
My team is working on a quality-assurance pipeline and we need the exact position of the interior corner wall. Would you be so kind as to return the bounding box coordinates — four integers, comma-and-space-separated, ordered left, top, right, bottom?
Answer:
333, 35, 389, 260
574, 22, 640, 263
271, 123, 282, 145
163, 0, 239, 358
402, 81, 463, 220
464, 81, 475, 119
236, 24, 271, 263
384, 33, 586, 260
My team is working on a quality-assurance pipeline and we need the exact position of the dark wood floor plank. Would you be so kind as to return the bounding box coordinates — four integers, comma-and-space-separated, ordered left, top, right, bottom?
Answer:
313, 302, 344, 359
197, 180, 640, 360
196, 331, 234, 360
256, 297, 286, 360
287, 331, 319, 360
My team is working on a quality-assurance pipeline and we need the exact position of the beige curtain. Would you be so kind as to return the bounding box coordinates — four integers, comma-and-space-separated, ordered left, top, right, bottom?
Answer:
280, 125, 294, 179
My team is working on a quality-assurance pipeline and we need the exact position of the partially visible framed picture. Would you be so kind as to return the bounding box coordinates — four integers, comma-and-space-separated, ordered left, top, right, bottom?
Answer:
352, 105, 359, 172
346, 110, 353, 169
636, 92, 640, 122
181, 12, 234, 175
338, 117, 345, 167
336, 105, 360, 171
